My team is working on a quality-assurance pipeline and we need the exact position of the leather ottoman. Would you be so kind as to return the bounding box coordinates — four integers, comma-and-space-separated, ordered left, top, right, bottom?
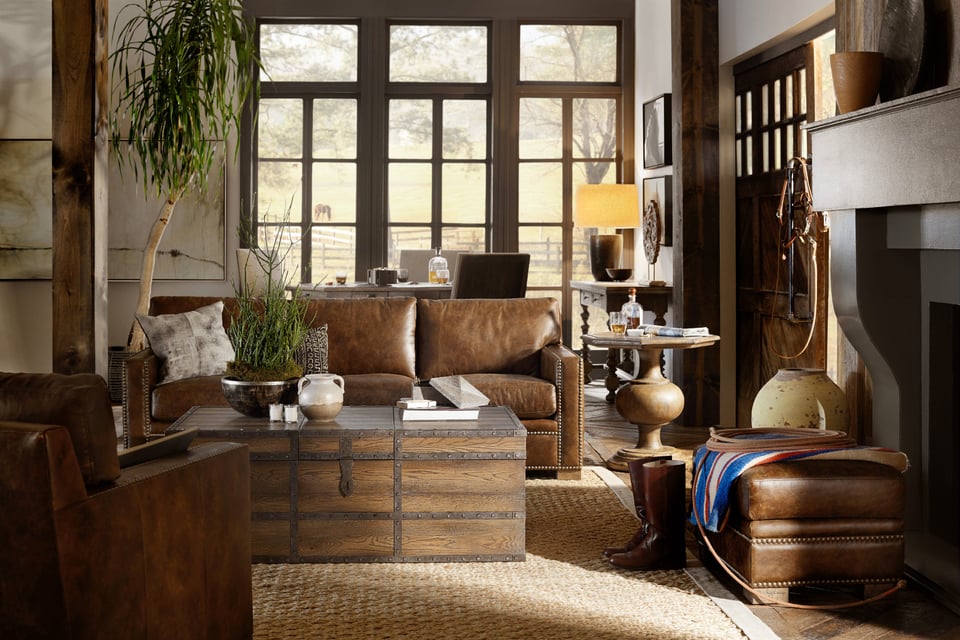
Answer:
701, 459, 905, 604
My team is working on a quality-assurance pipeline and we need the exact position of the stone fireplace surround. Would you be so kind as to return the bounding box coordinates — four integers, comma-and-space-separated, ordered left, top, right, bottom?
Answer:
807, 84, 960, 610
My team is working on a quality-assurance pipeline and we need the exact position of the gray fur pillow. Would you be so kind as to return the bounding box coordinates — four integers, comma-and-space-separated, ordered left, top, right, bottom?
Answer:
136, 301, 235, 384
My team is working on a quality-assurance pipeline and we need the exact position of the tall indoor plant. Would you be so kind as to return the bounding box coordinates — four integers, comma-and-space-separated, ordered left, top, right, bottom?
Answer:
110, 0, 259, 350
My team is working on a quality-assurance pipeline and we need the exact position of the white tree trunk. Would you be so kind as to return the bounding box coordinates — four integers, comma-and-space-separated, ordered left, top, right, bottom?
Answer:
128, 193, 181, 351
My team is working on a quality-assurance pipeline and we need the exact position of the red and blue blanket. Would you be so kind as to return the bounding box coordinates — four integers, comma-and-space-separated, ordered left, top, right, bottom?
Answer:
691, 437, 909, 533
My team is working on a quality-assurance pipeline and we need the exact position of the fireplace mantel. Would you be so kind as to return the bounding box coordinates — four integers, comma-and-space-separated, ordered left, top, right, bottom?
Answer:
807, 84, 960, 609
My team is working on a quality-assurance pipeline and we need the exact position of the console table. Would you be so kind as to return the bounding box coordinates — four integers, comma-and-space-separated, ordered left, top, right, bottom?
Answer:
168, 405, 526, 563
297, 282, 451, 299
571, 280, 672, 383
581, 331, 719, 471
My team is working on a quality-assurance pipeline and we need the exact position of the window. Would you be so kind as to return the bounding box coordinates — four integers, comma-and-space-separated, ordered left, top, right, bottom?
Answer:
244, 4, 633, 345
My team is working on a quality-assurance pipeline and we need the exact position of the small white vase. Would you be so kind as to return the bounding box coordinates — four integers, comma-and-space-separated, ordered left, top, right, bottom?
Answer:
298, 373, 345, 422
751, 368, 848, 431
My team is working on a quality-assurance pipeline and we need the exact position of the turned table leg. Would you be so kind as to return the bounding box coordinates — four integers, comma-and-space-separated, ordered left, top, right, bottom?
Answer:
579, 302, 592, 384
606, 347, 685, 472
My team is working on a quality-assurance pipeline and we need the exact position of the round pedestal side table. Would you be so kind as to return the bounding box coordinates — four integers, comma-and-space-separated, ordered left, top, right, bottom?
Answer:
581, 332, 720, 472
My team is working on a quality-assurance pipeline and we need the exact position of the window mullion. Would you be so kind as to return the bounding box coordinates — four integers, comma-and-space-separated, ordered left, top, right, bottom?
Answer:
432, 98, 443, 247
301, 98, 313, 283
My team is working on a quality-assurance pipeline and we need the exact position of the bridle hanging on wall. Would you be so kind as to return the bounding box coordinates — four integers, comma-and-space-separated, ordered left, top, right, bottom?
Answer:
771, 156, 822, 360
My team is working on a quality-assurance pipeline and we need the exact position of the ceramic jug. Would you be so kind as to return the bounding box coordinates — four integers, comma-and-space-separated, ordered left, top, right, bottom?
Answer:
298, 373, 345, 422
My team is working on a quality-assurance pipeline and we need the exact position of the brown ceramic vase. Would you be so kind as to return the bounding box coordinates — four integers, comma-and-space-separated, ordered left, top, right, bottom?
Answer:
830, 51, 883, 114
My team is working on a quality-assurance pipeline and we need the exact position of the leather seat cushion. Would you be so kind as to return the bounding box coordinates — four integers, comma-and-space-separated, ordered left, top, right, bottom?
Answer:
342, 374, 416, 406
736, 460, 905, 521
153, 376, 230, 422
462, 373, 556, 419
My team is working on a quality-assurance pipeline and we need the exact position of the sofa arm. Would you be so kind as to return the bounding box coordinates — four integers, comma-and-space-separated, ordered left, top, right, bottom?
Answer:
123, 348, 159, 447
541, 344, 584, 471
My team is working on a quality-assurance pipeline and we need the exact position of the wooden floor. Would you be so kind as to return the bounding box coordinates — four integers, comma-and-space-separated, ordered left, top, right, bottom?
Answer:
581, 382, 960, 640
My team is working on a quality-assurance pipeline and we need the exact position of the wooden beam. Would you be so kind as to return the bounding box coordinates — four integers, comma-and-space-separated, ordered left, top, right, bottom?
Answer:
671, 0, 721, 427
51, 0, 109, 375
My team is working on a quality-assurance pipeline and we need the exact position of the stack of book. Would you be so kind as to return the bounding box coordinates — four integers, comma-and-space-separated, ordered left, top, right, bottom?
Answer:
627, 324, 710, 337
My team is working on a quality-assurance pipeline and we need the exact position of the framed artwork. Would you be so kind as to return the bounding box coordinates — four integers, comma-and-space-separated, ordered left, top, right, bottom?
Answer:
642, 175, 672, 250
642, 94, 672, 169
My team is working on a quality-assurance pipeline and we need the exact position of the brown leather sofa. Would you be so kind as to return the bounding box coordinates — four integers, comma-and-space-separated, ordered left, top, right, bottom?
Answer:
124, 295, 584, 478
0, 372, 252, 639
701, 459, 905, 604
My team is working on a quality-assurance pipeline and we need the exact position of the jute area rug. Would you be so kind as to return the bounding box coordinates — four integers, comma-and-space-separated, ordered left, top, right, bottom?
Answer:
252, 467, 747, 640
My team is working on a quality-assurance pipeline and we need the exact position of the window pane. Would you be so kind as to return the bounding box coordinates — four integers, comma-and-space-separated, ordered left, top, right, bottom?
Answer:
574, 161, 614, 186
518, 163, 562, 223
259, 99, 302, 158
260, 24, 358, 82
389, 99, 433, 159
389, 228, 433, 268
442, 228, 486, 253
571, 226, 594, 282
310, 226, 355, 283
520, 25, 617, 82
389, 25, 487, 83
519, 98, 562, 159
443, 100, 487, 160
519, 226, 563, 287
260, 225, 306, 283
442, 164, 486, 224
311, 162, 356, 223
388, 163, 431, 223
573, 98, 617, 159
257, 161, 302, 222
313, 99, 357, 159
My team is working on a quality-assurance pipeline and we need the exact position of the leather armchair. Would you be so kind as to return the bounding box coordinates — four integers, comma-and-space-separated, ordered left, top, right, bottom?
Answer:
0, 372, 252, 639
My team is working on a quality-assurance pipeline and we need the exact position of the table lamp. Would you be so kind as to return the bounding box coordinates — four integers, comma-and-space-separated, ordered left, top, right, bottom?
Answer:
574, 184, 640, 281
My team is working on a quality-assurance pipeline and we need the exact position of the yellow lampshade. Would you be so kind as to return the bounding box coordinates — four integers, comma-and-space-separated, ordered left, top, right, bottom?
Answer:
574, 184, 640, 229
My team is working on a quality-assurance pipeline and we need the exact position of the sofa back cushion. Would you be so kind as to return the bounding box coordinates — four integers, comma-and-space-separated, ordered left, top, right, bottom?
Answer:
306, 297, 417, 378
0, 372, 120, 486
416, 298, 562, 379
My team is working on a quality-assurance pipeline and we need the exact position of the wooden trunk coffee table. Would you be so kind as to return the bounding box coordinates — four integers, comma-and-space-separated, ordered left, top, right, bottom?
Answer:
168, 405, 526, 563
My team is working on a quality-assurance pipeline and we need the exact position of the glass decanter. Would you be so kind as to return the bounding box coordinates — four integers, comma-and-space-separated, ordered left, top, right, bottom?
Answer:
427, 248, 448, 283
621, 288, 644, 330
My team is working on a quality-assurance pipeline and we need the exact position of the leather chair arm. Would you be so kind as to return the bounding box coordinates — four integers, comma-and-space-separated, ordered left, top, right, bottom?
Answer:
56, 442, 252, 638
123, 348, 159, 447
540, 344, 584, 470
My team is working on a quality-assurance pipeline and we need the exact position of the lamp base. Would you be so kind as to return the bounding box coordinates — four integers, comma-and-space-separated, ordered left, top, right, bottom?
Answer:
589, 234, 623, 281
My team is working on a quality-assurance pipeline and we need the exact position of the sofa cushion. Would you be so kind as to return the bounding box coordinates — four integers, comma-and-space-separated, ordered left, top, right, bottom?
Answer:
342, 373, 416, 406
0, 372, 120, 485
137, 301, 235, 384
462, 373, 556, 419
152, 375, 230, 423
416, 298, 562, 380
294, 325, 328, 374
306, 297, 417, 378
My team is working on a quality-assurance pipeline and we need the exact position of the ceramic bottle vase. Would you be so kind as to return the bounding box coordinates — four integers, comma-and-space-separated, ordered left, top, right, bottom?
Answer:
298, 373, 345, 421
751, 368, 848, 431
830, 51, 884, 114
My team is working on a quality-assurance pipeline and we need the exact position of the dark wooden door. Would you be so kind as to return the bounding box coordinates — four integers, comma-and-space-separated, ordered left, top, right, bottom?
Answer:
734, 45, 829, 426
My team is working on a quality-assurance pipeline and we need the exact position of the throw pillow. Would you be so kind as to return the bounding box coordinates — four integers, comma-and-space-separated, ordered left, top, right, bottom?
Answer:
136, 301, 235, 384
294, 324, 329, 374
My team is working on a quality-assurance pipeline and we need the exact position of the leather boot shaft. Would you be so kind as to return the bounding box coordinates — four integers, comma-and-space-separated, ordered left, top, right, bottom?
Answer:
602, 455, 671, 558
609, 459, 686, 570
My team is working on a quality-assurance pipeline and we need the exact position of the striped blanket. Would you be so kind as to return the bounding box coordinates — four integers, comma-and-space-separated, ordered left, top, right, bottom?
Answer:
691, 440, 909, 533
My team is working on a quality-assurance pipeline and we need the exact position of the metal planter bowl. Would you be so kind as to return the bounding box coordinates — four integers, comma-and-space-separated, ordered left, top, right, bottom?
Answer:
221, 377, 298, 418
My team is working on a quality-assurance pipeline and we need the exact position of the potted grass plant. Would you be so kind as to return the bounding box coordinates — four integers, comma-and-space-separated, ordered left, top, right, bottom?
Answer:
221, 229, 312, 417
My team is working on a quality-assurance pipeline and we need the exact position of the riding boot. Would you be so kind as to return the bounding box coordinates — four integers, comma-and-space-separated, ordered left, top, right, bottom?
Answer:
602, 455, 671, 557
609, 459, 687, 570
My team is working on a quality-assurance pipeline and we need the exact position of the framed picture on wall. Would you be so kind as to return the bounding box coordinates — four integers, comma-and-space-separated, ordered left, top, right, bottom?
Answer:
642, 175, 672, 247
642, 94, 672, 169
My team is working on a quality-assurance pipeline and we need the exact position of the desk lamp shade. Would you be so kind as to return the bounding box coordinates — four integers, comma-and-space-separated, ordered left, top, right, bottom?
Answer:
574, 184, 640, 281
751, 368, 848, 431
